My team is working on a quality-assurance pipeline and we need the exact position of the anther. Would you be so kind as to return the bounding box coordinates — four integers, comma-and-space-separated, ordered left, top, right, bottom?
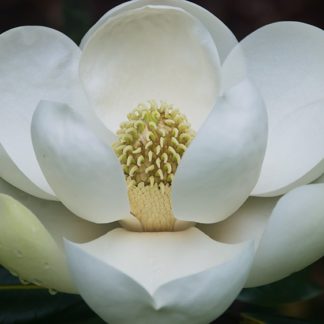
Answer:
123, 145, 133, 155
129, 166, 138, 177
126, 155, 135, 167
133, 147, 142, 154
172, 128, 179, 138
160, 137, 164, 148
148, 151, 153, 162
171, 137, 179, 146
161, 153, 168, 163
145, 165, 155, 174
145, 141, 153, 150
156, 169, 164, 180
137, 155, 145, 166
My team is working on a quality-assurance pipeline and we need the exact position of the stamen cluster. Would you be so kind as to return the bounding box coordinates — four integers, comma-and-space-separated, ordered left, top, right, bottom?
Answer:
113, 101, 195, 191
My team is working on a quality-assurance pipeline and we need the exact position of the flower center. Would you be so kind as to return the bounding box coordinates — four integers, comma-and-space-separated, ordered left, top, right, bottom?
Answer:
113, 101, 195, 231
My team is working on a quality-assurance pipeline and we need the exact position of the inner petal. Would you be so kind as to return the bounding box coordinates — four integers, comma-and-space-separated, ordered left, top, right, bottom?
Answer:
79, 5, 220, 131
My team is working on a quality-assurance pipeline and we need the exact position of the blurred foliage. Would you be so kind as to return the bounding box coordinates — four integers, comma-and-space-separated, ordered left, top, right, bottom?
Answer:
63, 0, 92, 44
240, 312, 317, 324
1, 262, 323, 323
0, 266, 104, 324
238, 267, 322, 307
1, 0, 324, 41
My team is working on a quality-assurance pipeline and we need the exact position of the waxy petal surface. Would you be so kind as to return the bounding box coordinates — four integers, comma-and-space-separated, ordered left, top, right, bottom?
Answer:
198, 197, 277, 245
0, 144, 54, 200
65, 228, 254, 324
31, 101, 129, 224
223, 22, 324, 195
246, 184, 324, 287
80, 5, 220, 131
173, 80, 267, 223
0, 26, 86, 197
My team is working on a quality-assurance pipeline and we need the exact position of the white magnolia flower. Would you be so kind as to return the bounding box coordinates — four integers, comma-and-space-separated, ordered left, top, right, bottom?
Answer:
0, 0, 323, 323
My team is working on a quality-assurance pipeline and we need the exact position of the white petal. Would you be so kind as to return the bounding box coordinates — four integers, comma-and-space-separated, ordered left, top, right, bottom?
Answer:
0, 194, 73, 293
31, 101, 129, 224
223, 22, 324, 195
0, 144, 55, 200
198, 197, 278, 245
314, 173, 324, 184
80, 5, 220, 131
81, 0, 237, 64
0, 178, 114, 292
252, 100, 324, 196
0, 177, 115, 248
0, 26, 87, 196
65, 228, 254, 323
246, 183, 324, 287
172, 80, 267, 223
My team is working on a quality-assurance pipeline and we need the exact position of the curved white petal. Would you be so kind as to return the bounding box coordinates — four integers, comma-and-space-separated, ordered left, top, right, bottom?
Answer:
0, 178, 115, 293
65, 228, 254, 323
0, 144, 55, 200
81, 0, 237, 64
172, 80, 267, 223
223, 22, 324, 195
80, 5, 220, 131
198, 197, 278, 245
0, 177, 115, 249
246, 183, 324, 287
31, 101, 129, 224
0, 26, 87, 196
252, 100, 324, 196
0, 194, 73, 293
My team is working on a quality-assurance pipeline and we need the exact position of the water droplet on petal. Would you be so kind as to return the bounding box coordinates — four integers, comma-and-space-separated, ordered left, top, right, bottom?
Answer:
48, 288, 57, 295
31, 278, 43, 286
15, 249, 23, 258
43, 262, 50, 270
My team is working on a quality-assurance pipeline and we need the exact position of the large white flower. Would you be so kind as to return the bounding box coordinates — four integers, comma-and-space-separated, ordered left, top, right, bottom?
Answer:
0, 0, 323, 323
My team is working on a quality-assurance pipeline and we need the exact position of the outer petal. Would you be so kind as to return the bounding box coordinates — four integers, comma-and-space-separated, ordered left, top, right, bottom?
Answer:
80, 5, 220, 131
65, 228, 254, 324
0, 178, 113, 293
198, 197, 278, 245
246, 184, 324, 287
0, 144, 54, 200
0, 26, 87, 197
172, 80, 267, 223
252, 100, 324, 196
223, 22, 324, 196
31, 101, 129, 224
80, 0, 237, 64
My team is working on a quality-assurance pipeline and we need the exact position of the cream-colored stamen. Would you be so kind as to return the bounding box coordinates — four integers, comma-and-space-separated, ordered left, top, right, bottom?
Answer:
113, 101, 195, 231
